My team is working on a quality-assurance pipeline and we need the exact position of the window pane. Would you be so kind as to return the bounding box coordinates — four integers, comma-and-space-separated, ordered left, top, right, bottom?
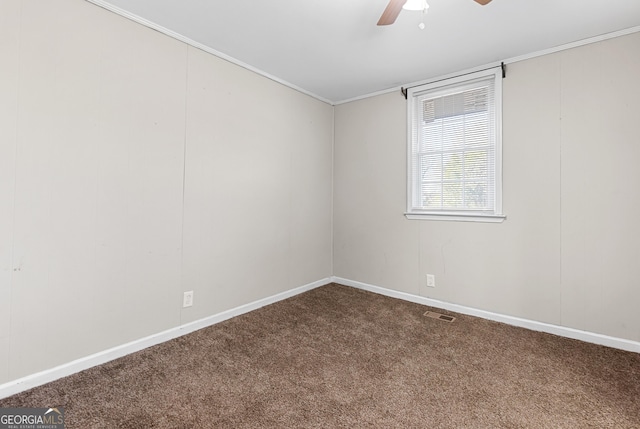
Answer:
441, 117, 465, 151
421, 124, 442, 153
443, 153, 463, 180
420, 153, 442, 182
464, 182, 488, 209
443, 182, 464, 208
464, 150, 488, 180
421, 182, 442, 209
464, 112, 489, 148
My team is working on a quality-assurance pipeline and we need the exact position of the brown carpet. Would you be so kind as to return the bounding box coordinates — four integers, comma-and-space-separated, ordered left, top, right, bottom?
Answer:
1, 283, 639, 428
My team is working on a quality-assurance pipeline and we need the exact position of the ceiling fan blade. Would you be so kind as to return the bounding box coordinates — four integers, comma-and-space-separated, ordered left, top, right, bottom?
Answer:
377, 0, 407, 26
473, 0, 493, 4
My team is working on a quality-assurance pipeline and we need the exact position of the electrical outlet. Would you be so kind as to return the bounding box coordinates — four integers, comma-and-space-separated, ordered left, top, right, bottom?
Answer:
426, 274, 436, 288
183, 291, 194, 308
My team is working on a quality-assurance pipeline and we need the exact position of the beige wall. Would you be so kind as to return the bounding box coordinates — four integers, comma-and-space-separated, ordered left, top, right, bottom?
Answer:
181, 47, 334, 322
334, 32, 640, 343
0, 0, 333, 385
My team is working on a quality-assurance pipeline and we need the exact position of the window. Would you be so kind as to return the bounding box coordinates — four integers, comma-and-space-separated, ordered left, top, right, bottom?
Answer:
406, 68, 505, 222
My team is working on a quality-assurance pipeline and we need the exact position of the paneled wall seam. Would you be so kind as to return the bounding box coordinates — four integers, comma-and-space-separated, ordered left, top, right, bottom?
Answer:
179, 46, 190, 326
558, 56, 564, 327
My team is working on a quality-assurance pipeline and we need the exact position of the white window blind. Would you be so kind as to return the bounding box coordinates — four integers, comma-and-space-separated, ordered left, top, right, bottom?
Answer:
407, 68, 504, 221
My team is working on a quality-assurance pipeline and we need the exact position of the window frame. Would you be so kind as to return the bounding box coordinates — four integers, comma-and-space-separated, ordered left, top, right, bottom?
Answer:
405, 68, 505, 223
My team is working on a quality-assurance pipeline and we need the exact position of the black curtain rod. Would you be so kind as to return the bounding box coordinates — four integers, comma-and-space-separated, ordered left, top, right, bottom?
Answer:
401, 62, 505, 100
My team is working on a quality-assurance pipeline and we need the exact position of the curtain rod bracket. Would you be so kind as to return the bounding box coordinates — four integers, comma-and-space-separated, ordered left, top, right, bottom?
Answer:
501, 62, 506, 79
401, 87, 407, 99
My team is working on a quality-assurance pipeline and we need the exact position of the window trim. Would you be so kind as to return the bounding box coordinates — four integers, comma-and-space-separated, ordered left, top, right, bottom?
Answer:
405, 68, 505, 223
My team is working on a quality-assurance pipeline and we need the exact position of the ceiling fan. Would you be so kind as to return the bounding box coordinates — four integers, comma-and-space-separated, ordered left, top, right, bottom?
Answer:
378, 0, 492, 26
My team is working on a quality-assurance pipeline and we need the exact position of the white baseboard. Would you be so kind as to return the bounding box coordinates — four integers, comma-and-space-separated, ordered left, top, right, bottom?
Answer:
0, 277, 332, 400
332, 276, 640, 354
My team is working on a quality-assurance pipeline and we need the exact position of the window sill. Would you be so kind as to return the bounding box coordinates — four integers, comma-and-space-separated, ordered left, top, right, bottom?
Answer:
405, 212, 506, 223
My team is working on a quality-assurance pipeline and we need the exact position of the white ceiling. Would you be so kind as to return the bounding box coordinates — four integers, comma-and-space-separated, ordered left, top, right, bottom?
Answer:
92, 0, 640, 104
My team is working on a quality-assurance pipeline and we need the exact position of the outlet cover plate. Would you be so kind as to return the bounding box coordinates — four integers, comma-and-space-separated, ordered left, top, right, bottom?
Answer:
426, 274, 435, 288
183, 291, 194, 308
